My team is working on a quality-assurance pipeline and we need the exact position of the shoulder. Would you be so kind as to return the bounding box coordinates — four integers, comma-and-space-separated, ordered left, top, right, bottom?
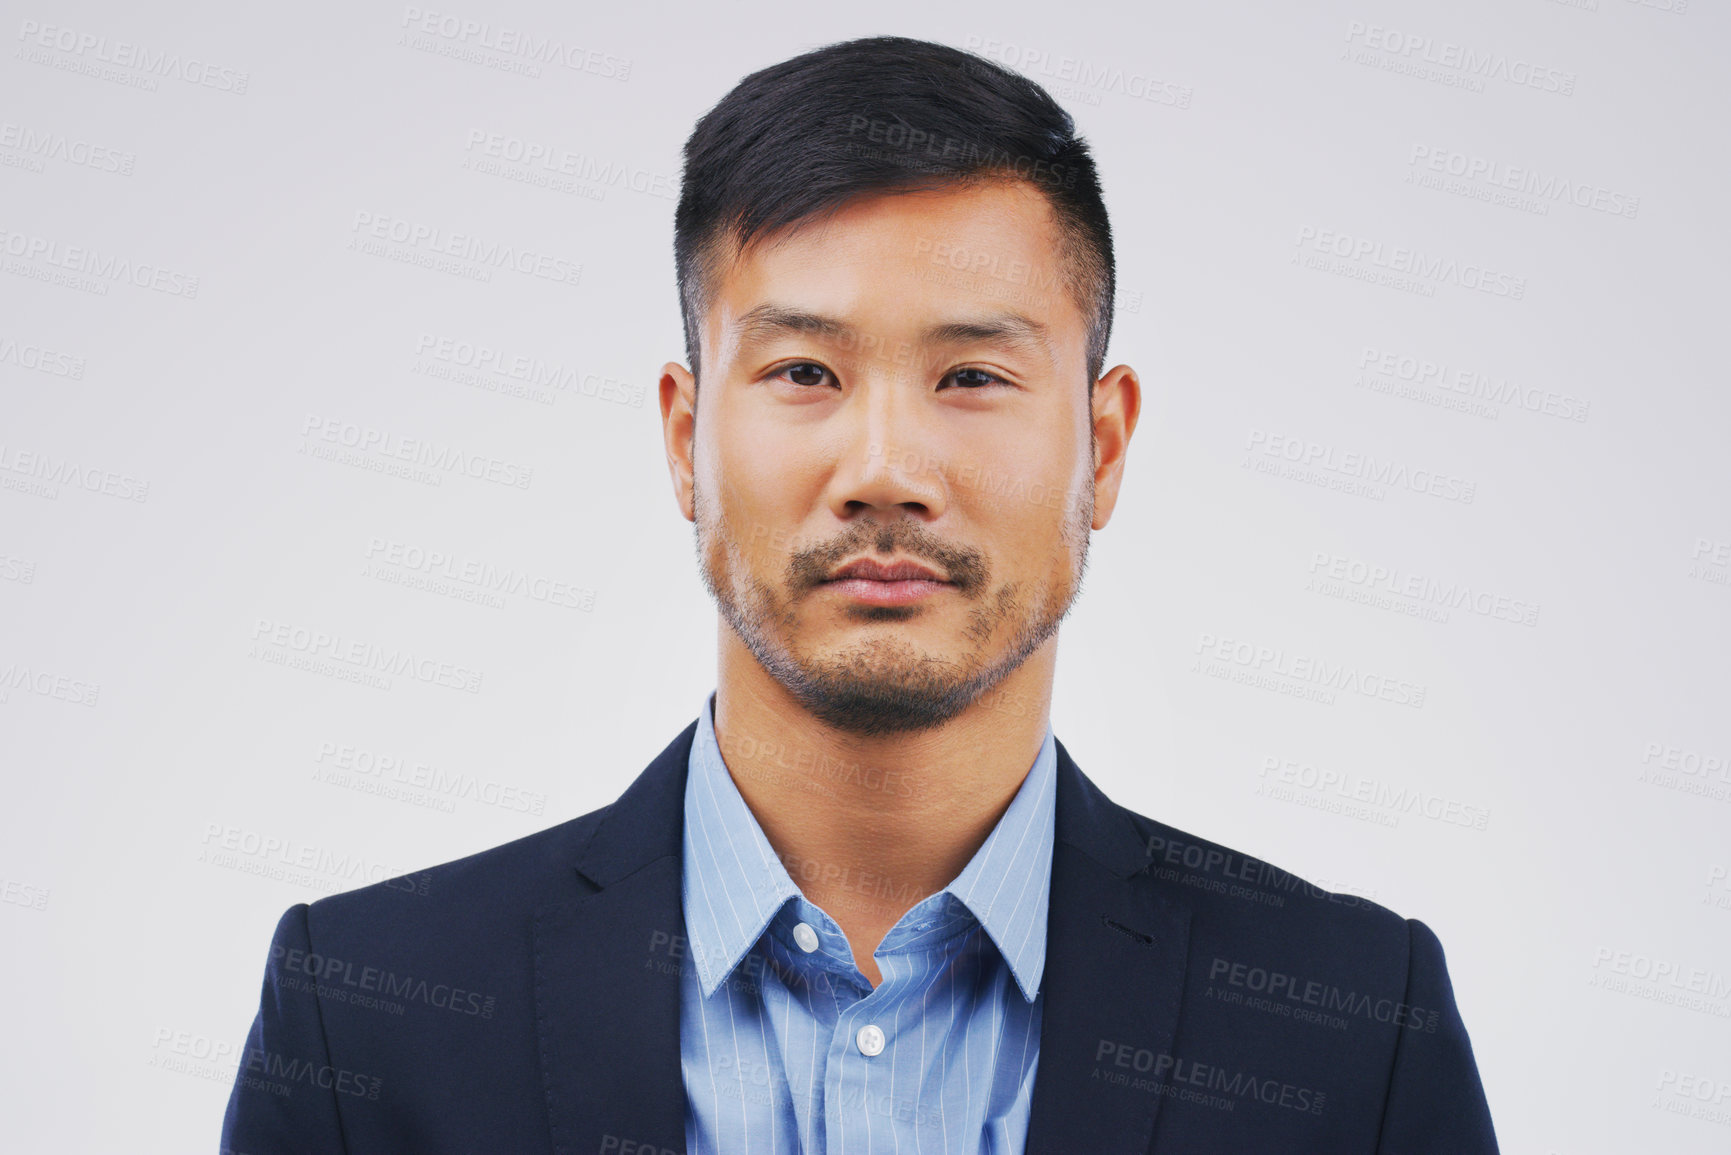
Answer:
1096, 782, 1420, 978
283, 720, 699, 964
297, 803, 612, 955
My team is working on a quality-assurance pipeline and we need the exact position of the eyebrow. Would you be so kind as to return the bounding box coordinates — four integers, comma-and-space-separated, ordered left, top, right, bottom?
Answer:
730, 304, 1051, 355
922, 314, 1049, 352
732, 304, 852, 347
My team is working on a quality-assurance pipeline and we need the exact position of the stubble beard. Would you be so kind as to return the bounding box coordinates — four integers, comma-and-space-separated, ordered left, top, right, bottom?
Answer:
693, 476, 1093, 739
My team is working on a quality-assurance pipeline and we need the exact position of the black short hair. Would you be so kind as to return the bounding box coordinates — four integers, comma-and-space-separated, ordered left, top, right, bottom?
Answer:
674, 35, 1115, 392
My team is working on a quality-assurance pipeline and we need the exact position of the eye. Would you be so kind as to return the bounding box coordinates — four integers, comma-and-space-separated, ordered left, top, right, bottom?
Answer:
941, 367, 1006, 390
771, 362, 834, 388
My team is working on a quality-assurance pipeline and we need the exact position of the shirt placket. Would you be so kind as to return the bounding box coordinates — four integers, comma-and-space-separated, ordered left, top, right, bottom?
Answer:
822, 896, 976, 1154
822, 947, 896, 1153
766, 899, 899, 1154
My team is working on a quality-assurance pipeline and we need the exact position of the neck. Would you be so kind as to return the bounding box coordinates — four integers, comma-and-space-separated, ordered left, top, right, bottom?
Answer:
710, 625, 1055, 977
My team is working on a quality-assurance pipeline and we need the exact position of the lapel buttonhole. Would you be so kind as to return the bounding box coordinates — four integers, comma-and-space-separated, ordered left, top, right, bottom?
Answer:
1100, 914, 1154, 946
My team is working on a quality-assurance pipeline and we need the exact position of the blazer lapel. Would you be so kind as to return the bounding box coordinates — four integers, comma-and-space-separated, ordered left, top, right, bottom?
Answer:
529, 723, 1192, 1154
533, 721, 698, 1155
1025, 739, 1194, 1155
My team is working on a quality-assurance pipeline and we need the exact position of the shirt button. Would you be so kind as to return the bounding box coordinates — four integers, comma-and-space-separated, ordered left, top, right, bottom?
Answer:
792, 922, 820, 953
856, 1024, 886, 1057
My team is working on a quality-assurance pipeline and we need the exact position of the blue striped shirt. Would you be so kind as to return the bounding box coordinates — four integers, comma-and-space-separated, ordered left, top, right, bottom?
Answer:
679, 690, 1057, 1154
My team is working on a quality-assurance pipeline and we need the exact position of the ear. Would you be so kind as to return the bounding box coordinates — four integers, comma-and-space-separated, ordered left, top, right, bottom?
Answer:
1088, 364, 1141, 530
659, 362, 698, 522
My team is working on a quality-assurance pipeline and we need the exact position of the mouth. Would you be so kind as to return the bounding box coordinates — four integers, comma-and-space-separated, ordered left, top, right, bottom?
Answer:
821, 557, 951, 606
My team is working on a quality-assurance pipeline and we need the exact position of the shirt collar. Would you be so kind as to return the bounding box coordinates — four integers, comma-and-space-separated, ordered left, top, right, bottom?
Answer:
680, 690, 1057, 1003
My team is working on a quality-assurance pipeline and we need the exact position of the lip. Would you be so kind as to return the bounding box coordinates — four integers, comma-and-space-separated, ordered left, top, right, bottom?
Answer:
826, 557, 947, 583
822, 577, 950, 606
821, 556, 951, 606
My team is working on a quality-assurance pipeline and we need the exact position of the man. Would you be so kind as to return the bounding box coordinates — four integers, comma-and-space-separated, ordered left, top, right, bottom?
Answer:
222, 35, 1498, 1154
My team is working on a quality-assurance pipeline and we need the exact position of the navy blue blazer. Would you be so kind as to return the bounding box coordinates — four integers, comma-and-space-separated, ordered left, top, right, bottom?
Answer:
222, 721, 1498, 1153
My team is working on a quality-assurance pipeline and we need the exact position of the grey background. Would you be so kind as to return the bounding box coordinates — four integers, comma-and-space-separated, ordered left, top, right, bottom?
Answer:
2, 0, 1727, 1150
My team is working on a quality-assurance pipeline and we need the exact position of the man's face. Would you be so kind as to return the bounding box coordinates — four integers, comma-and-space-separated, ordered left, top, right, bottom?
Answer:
678, 179, 1106, 738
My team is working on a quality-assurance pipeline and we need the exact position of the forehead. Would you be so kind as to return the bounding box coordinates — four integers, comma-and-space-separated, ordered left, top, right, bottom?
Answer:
703, 180, 1088, 364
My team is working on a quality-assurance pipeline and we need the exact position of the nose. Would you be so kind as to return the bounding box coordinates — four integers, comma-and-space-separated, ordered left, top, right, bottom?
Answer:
824, 371, 949, 522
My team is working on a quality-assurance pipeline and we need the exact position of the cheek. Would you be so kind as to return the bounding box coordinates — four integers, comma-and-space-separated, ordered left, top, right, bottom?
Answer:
707, 443, 826, 562
725, 458, 807, 533
956, 455, 1073, 534
720, 407, 838, 492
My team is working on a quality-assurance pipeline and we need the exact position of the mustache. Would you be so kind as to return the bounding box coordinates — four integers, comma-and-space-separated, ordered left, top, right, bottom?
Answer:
785, 522, 989, 595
